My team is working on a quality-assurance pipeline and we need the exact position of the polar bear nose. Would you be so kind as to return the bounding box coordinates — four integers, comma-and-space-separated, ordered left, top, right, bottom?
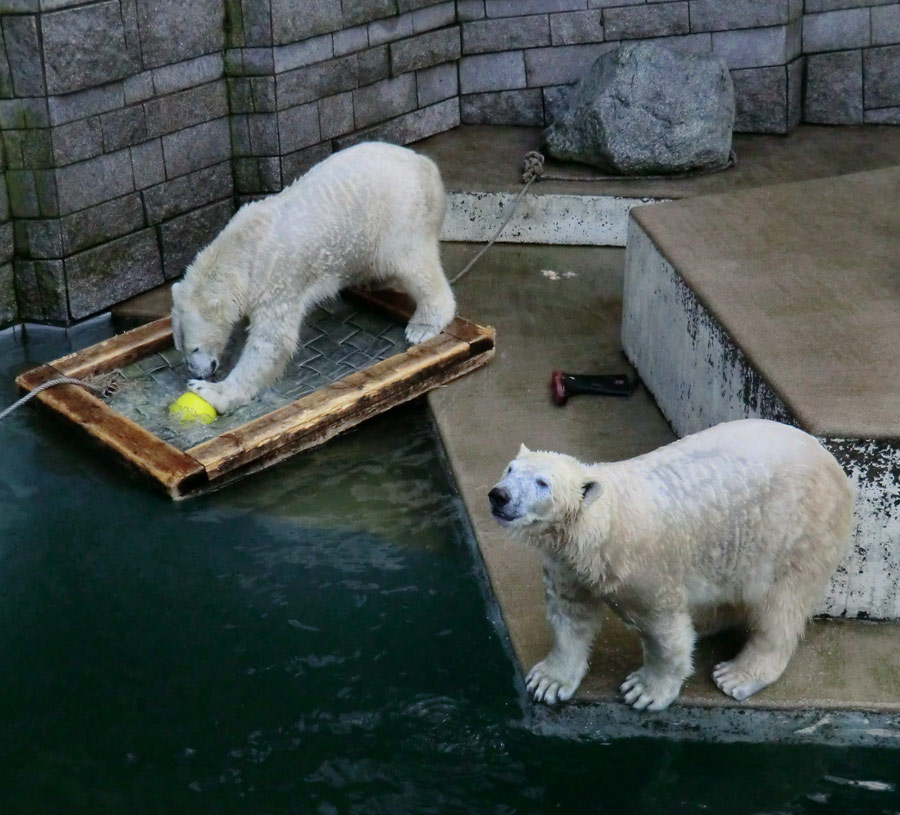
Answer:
489, 486, 511, 508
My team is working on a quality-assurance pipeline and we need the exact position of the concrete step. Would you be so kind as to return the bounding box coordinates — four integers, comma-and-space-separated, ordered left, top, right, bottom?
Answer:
622, 166, 900, 620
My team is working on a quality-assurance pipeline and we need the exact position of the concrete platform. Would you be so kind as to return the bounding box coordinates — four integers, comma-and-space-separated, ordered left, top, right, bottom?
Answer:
622, 167, 900, 620
417, 124, 900, 247
429, 243, 900, 746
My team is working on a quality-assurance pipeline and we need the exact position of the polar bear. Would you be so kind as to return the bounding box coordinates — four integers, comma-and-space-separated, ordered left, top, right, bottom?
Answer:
170, 142, 455, 413
488, 419, 853, 711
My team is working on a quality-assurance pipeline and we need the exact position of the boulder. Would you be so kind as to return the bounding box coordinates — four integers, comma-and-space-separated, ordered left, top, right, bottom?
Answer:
544, 43, 735, 175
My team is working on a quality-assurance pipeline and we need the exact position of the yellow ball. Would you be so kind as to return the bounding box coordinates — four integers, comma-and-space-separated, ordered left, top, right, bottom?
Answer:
169, 391, 218, 424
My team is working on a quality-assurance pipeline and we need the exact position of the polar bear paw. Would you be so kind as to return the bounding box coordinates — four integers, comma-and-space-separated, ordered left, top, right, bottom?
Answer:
526, 658, 586, 705
619, 668, 682, 711
405, 320, 443, 345
188, 379, 238, 415
712, 660, 771, 702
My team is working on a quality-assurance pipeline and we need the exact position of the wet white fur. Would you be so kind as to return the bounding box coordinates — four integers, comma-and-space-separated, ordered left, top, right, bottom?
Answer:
170, 142, 455, 413
490, 419, 853, 711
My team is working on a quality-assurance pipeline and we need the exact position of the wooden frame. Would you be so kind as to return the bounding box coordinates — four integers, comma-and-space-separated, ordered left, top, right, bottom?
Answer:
15, 289, 495, 499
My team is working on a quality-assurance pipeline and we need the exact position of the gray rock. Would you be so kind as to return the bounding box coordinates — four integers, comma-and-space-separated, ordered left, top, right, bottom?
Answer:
543, 42, 735, 175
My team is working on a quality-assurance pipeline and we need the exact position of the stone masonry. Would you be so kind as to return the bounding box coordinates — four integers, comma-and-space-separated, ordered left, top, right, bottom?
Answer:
804, 2, 900, 124
0, 0, 461, 326
0, 0, 896, 327
454, 2, 899, 130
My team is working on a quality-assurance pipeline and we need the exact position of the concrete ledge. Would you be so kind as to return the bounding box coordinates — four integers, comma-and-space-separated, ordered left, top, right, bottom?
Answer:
621, 168, 900, 619
442, 190, 657, 246
535, 701, 900, 748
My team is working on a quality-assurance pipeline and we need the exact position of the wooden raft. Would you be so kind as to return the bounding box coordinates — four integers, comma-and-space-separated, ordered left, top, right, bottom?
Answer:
15, 289, 495, 499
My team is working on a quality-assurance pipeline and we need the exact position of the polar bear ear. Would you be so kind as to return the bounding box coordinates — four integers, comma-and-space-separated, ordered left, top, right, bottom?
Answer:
581, 480, 602, 508
518, 443, 531, 456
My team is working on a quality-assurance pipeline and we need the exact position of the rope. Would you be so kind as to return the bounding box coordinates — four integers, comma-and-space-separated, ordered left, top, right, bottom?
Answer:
448, 152, 547, 286
0, 372, 123, 423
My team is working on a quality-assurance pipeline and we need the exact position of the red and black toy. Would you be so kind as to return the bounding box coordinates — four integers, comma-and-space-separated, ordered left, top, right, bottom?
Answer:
550, 370, 638, 406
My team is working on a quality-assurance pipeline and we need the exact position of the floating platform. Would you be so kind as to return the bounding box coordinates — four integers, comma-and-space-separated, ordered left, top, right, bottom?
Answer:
15, 289, 494, 499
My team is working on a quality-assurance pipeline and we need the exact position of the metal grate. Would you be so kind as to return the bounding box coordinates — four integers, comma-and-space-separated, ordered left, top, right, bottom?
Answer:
104, 296, 409, 451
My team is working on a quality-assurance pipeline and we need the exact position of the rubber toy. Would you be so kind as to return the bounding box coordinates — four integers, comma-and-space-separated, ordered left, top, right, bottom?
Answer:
169, 391, 217, 424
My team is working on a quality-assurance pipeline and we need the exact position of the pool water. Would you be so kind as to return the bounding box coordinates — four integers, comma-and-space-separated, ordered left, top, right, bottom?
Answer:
1, 323, 898, 814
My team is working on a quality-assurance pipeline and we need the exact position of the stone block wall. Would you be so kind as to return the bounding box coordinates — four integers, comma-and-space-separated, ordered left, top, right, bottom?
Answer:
457, 1, 806, 134
0, 0, 896, 327
224, 0, 460, 199
0, 0, 234, 323
804, 1, 900, 124
0, 135, 13, 325
455, 1, 900, 131
0, 0, 460, 327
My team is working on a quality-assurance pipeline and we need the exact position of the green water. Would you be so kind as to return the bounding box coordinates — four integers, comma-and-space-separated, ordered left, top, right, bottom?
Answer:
1, 323, 898, 814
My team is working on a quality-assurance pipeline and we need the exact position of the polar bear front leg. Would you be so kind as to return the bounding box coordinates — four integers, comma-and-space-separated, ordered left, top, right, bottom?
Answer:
620, 610, 696, 712
527, 563, 604, 705
189, 314, 302, 413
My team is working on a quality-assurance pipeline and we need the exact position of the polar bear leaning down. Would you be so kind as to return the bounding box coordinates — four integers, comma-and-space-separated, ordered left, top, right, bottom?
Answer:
489, 419, 854, 712
170, 142, 455, 414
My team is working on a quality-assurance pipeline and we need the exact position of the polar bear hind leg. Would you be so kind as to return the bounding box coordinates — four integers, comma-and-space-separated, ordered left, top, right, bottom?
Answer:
712, 579, 811, 702
396, 242, 456, 345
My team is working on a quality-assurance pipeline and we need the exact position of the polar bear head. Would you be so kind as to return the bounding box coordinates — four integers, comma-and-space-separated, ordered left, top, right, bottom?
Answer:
170, 270, 234, 381
489, 444, 602, 530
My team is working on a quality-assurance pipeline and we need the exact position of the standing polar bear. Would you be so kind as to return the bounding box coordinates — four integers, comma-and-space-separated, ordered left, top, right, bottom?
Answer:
171, 142, 455, 413
489, 419, 853, 711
